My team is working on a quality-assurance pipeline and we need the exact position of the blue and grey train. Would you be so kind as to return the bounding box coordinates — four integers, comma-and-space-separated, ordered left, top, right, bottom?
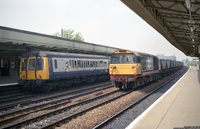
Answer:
19, 51, 109, 91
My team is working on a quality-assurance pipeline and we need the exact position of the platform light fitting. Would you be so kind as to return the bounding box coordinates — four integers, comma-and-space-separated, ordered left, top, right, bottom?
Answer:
192, 39, 194, 42
190, 26, 194, 32
185, 0, 191, 9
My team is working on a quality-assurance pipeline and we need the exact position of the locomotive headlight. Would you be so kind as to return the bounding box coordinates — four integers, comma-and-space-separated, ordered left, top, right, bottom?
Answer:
131, 65, 135, 69
110, 66, 113, 71
131, 65, 136, 70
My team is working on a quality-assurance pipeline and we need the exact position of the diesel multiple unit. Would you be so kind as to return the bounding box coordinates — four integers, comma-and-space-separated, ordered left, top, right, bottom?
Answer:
19, 51, 109, 91
109, 49, 183, 90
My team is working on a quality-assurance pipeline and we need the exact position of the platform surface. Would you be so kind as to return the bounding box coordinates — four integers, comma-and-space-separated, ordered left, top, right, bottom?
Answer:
127, 66, 200, 129
0, 75, 18, 85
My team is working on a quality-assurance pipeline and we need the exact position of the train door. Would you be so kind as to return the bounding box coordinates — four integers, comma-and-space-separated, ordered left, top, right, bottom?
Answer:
19, 58, 27, 80
27, 57, 45, 80
27, 57, 36, 80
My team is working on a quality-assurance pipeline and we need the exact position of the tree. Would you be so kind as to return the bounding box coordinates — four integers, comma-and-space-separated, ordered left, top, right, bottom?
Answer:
53, 29, 84, 42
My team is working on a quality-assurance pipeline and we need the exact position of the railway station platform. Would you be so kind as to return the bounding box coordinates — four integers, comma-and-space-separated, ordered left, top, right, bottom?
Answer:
0, 76, 18, 86
126, 66, 200, 129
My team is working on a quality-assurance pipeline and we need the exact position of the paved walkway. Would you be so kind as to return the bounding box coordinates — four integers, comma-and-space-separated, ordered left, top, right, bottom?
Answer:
0, 75, 18, 85
127, 66, 200, 129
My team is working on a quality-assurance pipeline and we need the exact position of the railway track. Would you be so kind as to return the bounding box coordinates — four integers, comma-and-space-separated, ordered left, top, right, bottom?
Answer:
2, 88, 129, 129
0, 92, 33, 104
0, 82, 111, 111
93, 67, 188, 129
0, 84, 23, 97
0, 82, 114, 128
0, 68, 186, 129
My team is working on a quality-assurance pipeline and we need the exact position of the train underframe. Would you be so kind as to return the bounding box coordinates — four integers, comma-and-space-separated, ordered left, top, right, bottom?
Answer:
111, 66, 183, 90
19, 73, 110, 92
111, 74, 160, 90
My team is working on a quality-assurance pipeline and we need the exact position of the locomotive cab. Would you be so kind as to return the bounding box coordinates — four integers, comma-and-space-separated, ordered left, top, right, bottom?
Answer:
109, 50, 141, 89
109, 52, 141, 75
19, 56, 49, 89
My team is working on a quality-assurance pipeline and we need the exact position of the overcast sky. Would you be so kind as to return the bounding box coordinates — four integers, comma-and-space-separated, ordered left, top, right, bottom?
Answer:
0, 0, 192, 61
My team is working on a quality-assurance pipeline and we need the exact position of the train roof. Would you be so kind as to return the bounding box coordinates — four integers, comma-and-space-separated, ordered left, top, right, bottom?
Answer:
112, 49, 158, 58
21, 51, 109, 59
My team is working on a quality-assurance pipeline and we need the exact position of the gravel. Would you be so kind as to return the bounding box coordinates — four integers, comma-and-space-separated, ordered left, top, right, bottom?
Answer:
102, 69, 187, 129
0, 87, 117, 128
55, 68, 187, 129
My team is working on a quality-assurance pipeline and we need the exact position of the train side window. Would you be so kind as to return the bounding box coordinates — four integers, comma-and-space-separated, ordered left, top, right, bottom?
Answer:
21, 59, 27, 71
69, 60, 72, 66
96, 61, 98, 67
84, 61, 86, 67
29, 59, 35, 71
87, 61, 89, 67
100, 61, 103, 67
77, 60, 81, 68
90, 61, 92, 67
72, 60, 75, 68
54, 59, 57, 69
74, 60, 77, 68
49, 59, 52, 69
81, 61, 84, 68
93, 61, 95, 67
104, 62, 107, 67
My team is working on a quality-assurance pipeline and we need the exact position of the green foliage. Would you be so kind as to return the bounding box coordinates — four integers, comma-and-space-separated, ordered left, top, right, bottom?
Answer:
182, 58, 199, 66
182, 58, 190, 66
191, 61, 196, 66
53, 29, 84, 42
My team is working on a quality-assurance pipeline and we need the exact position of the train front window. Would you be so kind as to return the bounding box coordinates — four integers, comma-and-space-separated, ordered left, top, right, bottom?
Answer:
29, 59, 35, 71
37, 58, 44, 70
111, 54, 135, 64
21, 59, 27, 71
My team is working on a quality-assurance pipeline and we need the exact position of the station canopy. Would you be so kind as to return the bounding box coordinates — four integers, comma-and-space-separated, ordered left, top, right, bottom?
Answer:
0, 26, 118, 56
121, 0, 200, 58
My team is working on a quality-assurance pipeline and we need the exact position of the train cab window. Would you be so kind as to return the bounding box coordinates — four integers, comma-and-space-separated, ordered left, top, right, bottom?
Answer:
29, 59, 35, 71
111, 54, 135, 64
54, 59, 57, 69
37, 58, 44, 71
124, 55, 135, 64
21, 59, 27, 71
